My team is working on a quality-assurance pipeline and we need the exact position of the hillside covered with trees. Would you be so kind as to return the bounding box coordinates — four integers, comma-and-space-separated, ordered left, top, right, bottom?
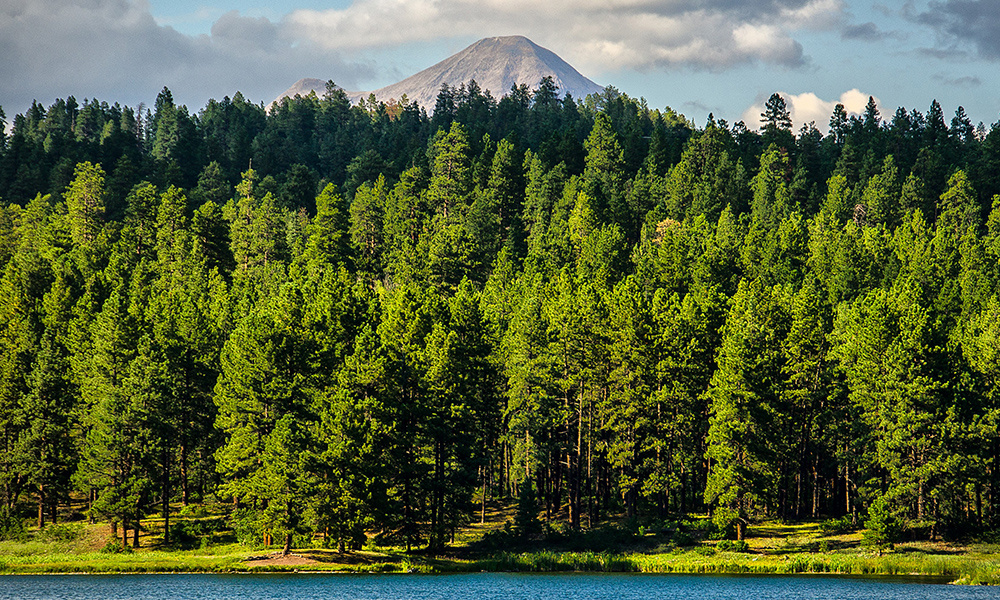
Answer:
2, 80, 1000, 553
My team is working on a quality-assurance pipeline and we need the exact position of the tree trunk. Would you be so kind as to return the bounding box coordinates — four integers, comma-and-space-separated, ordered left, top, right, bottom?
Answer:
811, 459, 819, 519
976, 483, 983, 527
844, 462, 852, 523
181, 443, 189, 506
480, 464, 487, 525
37, 484, 45, 529
163, 449, 171, 545
282, 532, 292, 556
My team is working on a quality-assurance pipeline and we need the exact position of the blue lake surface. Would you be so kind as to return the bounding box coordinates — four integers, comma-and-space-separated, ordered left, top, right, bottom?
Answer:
0, 572, 996, 600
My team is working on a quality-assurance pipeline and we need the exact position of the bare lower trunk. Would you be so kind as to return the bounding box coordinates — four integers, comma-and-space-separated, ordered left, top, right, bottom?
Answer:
480, 466, 487, 525
163, 454, 170, 545
282, 532, 292, 556
181, 444, 189, 506
844, 462, 852, 523
37, 485, 44, 529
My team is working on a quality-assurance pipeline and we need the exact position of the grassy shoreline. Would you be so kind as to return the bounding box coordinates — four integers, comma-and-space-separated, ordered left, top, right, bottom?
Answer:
2, 547, 998, 584
2, 514, 998, 584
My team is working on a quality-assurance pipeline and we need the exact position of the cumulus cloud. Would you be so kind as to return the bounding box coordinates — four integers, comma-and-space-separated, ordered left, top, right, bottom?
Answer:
283, 0, 846, 72
741, 89, 881, 133
0, 0, 371, 116
913, 0, 1000, 59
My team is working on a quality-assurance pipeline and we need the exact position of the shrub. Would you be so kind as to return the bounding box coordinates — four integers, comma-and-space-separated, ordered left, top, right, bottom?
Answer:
38, 523, 81, 542
171, 521, 203, 548
819, 516, 853, 535
479, 528, 517, 552
514, 481, 542, 537
0, 508, 25, 541
178, 505, 209, 518
862, 496, 901, 555
716, 539, 749, 552
230, 508, 267, 548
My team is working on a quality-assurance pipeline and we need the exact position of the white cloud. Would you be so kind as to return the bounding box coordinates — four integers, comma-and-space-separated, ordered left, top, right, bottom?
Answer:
0, 0, 371, 116
741, 89, 882, 133
780, 0, 846, 28
282, 0, 845, 72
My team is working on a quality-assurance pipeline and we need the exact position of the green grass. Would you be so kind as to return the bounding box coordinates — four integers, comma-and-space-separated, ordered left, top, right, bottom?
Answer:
473, 549, 1000, 583
2, 514, 999, 584
0, 547, 247, 574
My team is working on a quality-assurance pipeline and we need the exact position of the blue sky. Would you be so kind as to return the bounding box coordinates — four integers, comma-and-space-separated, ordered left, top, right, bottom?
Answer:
3, 1, 999, 133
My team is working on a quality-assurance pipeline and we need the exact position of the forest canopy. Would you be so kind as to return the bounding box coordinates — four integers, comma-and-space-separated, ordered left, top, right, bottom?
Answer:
1, 81, 999, 551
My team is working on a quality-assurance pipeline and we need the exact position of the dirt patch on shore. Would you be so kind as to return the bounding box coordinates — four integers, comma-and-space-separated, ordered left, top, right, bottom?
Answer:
243, 553, 322, 567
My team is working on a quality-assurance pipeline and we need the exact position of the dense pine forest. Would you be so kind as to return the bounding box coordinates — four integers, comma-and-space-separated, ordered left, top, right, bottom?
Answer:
2, 79, 1000, 554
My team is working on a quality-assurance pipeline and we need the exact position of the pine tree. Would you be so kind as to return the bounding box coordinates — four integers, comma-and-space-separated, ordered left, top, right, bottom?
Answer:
64, 162, 106, 248
583, 113, 626, 226
214, 288, 317, 554
705, 279, 790, 540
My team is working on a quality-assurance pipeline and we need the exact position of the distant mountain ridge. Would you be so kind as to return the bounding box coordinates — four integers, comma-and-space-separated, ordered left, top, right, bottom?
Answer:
273, 36, 604, 111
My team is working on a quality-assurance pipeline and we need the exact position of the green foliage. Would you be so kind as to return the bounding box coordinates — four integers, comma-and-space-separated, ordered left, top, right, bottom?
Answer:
704, 278, 789, 540
819, 517, 854, 535
101, 539, 133, 554
514, 480, 542, 537
229, 508, 267, 548
64, 161, 106, 247
715, 539, 749, 552
6, 83, 1000, 555
862, 496, 902, 554
0, 508, 25, 541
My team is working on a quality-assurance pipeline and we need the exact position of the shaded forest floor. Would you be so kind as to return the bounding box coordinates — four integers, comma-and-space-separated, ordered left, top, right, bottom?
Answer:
1, 500, 999, 584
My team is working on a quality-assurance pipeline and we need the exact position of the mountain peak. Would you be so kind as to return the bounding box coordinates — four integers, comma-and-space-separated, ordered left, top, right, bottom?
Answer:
372, 36, 603, 109
273, 36, 603, 111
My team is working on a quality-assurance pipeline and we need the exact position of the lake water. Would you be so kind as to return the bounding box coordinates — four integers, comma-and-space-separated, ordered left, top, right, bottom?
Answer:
0, 572, 995, 600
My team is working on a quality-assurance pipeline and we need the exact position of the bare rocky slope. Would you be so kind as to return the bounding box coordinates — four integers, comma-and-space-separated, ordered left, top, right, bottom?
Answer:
273, 36, 603, 111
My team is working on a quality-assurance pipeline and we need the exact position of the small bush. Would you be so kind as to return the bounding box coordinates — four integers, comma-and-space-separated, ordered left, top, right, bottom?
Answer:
178, 505, 209, 518
694, 546, 716, 556
818, 540, 830, 552
673, 532, 694, 546
691, 519, 735, 540
38, 523, 81, 542
819, 517, 853, 535
716, 539, 749, 552
230, 508, 267, 548
862, 497, 901, 555
0, 508, 26, 541
514, 481, 542, 537
479, 528, 517, 552
170, 521, 203, 548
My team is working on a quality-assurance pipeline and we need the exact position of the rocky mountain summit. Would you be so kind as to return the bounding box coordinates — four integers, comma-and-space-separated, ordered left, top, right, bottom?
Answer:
273, 36, 603, 111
